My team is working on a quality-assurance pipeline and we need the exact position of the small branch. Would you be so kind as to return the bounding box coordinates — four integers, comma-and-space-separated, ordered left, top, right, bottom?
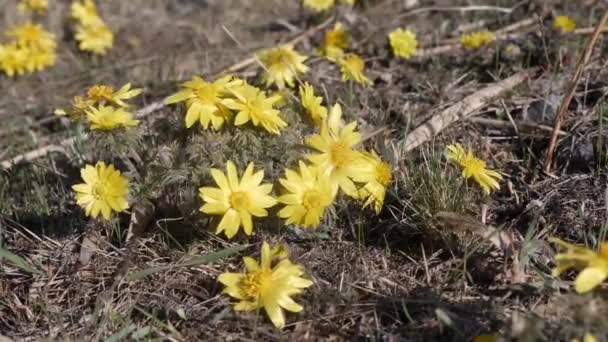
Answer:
543, 9, 608, 172
469, 117, 568, 136
402, 69, 534, 152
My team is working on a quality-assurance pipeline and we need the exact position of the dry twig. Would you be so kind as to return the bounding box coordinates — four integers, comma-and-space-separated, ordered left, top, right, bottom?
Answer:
402, 69, 534, 152
543, 10, 608, 172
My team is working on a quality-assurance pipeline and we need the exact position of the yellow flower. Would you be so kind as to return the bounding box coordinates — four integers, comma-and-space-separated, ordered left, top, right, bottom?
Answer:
257, 45, 308, 89
460, 30, 495, 49
6, 22, 57, 51
18, 0, 48, 13
23, 46, 57, 72
218, 242, 313, 329
86, 105, 139, 130
0, 43, 28, 77
352, 150, 392, 214
446, 144, 502, 194
305, 104, 365, 198
75, 21, 114, 55
87, 83, 142, 108
549, 238, 608, 293
165, 75, 241, 130
552, 15, 576, 33
72, 161, 129, 220
199, 161, 277, 239
223, 83, 288, 135
71, 0, 101, 26
278, 161, 336, 229
54, 96, 95, 121
299, 82, 327, 127
303, 0, 335, 11
388, 28, 418, 59
337, 53, 372, 86
321, 23, 349, 61
571, 333, 599, 342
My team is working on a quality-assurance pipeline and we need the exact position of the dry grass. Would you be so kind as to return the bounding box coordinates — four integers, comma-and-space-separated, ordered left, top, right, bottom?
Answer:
2, 0, 608, 341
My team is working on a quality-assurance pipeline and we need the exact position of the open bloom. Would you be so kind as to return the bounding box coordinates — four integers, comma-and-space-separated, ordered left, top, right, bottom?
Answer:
299, 82, 327, 127
199, 161, 277, 239
54, 96, 96, 121
552, 15, 576, 33
550, 238, 608, 293
460, 31, 495, 49
305, 104, 365, 198
321, 23, 349, 61
75, 21, 114, 55
257, 45, 308, 89
72, 162, 129, 220
278, 161, 336, 229
18, 0, 48, 13
224, 83, 287, 134
388, 28, 418, 59
352, 150, 392, 214
337, 53, 372, 86
218, 242, 313, 329
87, 83, 142, 107
303, 0, 335, 11
165, 75, 241, 130
86, 105, 139, 130
446, 143, 502, 194
6, 22, 56, 51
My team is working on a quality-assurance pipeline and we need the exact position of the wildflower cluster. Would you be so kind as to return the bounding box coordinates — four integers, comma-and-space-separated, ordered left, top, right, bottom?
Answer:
71, 0, 114, 55
318, 23, 372, 86
18, 0, 48, 14
0, 21, 57, 77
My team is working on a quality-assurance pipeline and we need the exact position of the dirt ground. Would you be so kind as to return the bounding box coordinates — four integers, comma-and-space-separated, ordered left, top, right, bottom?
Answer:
2, 0, 608, 341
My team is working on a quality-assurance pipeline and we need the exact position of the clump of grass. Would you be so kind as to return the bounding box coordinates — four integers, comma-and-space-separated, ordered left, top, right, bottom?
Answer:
400, 146, 477, 235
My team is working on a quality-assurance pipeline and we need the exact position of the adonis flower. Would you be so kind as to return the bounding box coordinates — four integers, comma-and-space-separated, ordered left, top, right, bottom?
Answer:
75, 21, 114, 55
18, 0, 48, 13
6, 22, 56, 51
321, 23, 349, 61
54, 96, 95, 121
337, 53, 372, 86
0, 43, 28, 77
86, 83, 142, 108
218, 242, 313, 328
299, 82, 327, 127
460, 30, 495, 49
86, 105, 139, 130
352, 150, 392, 214
199, 161, 277, 239
224, 83, 287, 134
305, 104, 365, 198
278, 161, 336, 229
446, 143, 502, 194
388, 28, 418, 59
72, 161, 129, 220
303, 0, 335, 12
552, 15, 576, 33
71, 0, 102, 26
165, 75, 241, 130
257, 45, 308, 89
549, 238, 608, 293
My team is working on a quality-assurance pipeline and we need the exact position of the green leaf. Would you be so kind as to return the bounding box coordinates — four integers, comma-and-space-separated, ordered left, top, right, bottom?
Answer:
126, 245, 247, 281
0, 247, 41, 274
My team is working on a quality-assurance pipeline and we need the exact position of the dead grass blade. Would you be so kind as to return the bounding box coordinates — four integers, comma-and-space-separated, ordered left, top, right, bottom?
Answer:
436, 211, 517, 257
125, 245, 247, 281
402, 69, 535, 152
0, 246, 42, 274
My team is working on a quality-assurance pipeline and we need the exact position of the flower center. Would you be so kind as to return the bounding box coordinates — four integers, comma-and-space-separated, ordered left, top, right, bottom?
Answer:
194, 83, 218, 103
376, 162, 392, 186
92, 181, 108, 200
230, 191, 250, 211
302, 189, 322, 209
88, 85, 114, 101
329, 141, 354, 168
239, 269, 272, 299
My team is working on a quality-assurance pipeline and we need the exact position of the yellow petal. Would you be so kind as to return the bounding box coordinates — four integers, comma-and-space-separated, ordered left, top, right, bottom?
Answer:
575, 267, 608, 293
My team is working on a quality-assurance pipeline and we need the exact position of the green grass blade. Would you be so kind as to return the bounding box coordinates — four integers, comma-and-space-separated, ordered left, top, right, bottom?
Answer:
0, 247, 41, 274
104, 323, 137, 342
126, 245, 247, 281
